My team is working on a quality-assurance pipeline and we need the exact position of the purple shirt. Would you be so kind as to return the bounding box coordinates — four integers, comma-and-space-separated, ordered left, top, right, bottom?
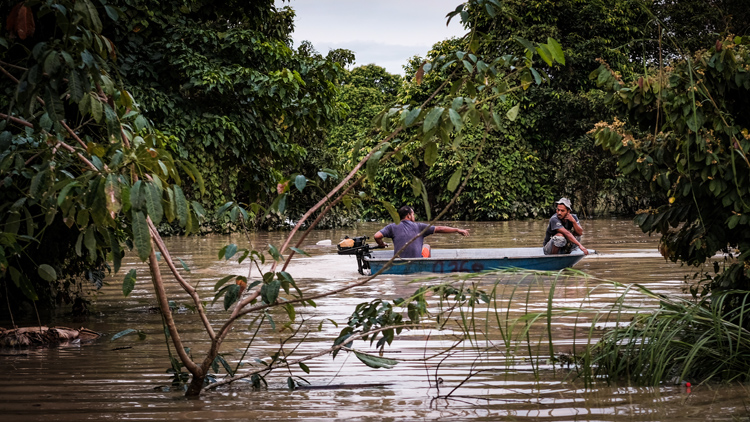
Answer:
379, 220, 436, 258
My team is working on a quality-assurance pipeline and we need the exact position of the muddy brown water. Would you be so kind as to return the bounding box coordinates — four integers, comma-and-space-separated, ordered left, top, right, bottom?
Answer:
1, 219, 748, 421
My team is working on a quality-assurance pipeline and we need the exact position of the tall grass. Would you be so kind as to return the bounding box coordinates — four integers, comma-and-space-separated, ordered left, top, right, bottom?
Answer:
417, 270, 750, 388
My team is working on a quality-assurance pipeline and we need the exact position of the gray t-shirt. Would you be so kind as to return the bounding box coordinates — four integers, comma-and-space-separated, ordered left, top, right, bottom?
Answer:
543, 214, 580, 249
379, 220, 436, 258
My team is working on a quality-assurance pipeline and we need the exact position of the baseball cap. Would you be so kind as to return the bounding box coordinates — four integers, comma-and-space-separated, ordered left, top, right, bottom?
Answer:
555, 197, 572, 210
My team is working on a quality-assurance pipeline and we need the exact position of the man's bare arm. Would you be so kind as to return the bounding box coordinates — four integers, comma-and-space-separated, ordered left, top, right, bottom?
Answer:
374, 231, 388, 247
434, 226, 470, 236
556, 227, 589, 255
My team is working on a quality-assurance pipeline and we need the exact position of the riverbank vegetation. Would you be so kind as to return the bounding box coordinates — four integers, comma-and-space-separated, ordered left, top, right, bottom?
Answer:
1, 0, 750, 398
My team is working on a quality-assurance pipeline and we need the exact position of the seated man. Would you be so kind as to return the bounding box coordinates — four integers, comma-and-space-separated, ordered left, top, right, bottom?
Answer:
543, 198, 589, 255
374, 206, 469, 258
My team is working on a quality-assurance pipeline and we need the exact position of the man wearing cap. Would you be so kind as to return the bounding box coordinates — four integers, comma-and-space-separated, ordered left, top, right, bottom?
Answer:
543, 198, 589, 255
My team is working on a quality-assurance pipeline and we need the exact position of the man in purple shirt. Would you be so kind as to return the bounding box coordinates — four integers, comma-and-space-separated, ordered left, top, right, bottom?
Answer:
374, 206, 469, 258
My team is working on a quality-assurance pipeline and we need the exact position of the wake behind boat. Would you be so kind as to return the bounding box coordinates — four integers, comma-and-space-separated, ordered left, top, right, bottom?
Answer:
337, 236, 592, 275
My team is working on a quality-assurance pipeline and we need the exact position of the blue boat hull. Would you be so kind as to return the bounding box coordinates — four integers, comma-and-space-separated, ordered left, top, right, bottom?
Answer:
364, 247, 588, 275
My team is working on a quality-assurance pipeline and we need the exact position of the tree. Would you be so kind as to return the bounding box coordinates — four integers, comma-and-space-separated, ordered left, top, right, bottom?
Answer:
106, 0, 347, 227
590, 34, 750, 301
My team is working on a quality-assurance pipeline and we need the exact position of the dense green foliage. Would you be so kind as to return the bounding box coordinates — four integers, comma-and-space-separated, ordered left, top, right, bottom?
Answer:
106, 0, 349, 228
591, 35, 750, 298
0, 0, 207, 312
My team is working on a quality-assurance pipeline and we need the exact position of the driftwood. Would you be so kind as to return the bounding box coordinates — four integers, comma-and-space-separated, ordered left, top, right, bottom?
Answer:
0, 326, 102, 347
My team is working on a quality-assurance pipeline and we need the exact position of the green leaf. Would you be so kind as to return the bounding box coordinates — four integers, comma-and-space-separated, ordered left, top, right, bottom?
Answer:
536, 44, 553, 66
84, 227, 97, 261
354, 351, 398, 369
448, 109, 463, 133
290, 247, 310, 257
38, 264, 57, 282
366, 151, 383, 183
424, 141, 438, 166
299, 362, 310, 374
144, 182, 163, 224
423, 107, 443, 133
448, 168, 462, 192
111, 328, 140, 342
214, 275, 236, 291
506, 104, 520, 121
131, 210, 151, 261
123, 269, 136, 297
223, 284, 241, 310
547, 37, 565, 65
261, 279, 281, 305
268, 244, 283, 261
382, 200, 400, 223
294, 175, 307, 192
178, 258, 191, 272
412, 176, 422, 197
130, 180, 144, 210
224, 243, 238, 260
57, 181, 79, 206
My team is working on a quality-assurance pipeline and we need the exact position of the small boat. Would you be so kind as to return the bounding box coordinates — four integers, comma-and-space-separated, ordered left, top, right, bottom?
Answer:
336, 236, 591, 275
364, 247, 590, 275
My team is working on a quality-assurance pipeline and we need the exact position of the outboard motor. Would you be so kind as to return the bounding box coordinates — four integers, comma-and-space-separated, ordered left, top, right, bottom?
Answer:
337, 235, 381, 275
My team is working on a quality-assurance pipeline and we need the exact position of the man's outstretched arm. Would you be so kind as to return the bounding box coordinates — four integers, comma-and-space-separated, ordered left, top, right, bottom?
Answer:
434, 226, 470, 236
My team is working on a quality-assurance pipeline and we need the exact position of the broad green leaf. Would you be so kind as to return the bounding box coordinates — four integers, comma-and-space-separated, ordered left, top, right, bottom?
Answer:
424, 141, 438, 166
507, 104, 520, 121
214, 275, 236, 291
174, 185, 188, 228
224, 243, 238, 260
84, 227, 97, 261
412, 176, 422, 197
130, 180, 144, 210
547, 37, 565, 64
268, 244, 283, 261
354, 351, 398, 369
144, 182, 163, 224
449, 109, 463, 133
38, 264, 57, 282
57, 181, 79, 206
223, 284, 241, 310
382, 200, 400, 223
366, 151, 383, 183
132, 210, 151, 261
299, 362, 310, 374
294, 175, 307, 192
536, 44, 553, 66
261, 279, 281, 305
290, 247, 310, 257
122, 269, 136, 296
403, 107, 421, 127
423, 107, 443, 133
448, 168, 462, 192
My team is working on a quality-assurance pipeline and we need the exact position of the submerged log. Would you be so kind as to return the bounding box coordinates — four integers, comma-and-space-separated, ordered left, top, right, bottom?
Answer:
0, 326, 102, 347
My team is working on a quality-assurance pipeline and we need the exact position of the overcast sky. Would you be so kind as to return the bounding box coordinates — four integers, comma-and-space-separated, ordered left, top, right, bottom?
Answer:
278, 0, 467, 75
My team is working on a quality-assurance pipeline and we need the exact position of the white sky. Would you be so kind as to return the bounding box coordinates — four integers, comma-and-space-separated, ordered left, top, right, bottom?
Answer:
278, 0, 467, 75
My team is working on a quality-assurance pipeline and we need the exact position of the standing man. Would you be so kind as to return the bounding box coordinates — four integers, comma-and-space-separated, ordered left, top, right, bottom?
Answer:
374, 206, 469, 258
543, 198, 589, 255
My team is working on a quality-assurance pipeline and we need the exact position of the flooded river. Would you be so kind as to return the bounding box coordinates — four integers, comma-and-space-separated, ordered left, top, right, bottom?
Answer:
1, 219, 748, 421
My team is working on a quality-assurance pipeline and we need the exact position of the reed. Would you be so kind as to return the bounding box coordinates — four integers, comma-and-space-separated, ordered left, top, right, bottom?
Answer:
421, 270, 750, 388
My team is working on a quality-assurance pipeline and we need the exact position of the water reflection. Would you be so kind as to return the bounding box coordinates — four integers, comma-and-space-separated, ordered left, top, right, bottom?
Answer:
0, 219, 745, 421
